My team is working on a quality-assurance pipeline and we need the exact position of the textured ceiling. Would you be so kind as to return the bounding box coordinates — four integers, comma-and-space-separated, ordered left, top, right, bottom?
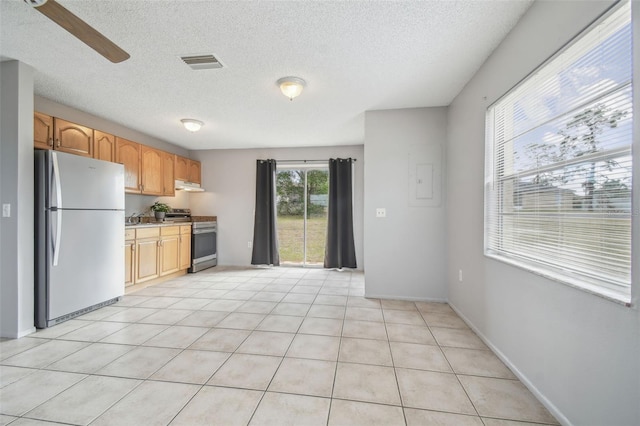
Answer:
0, 0, 532, 150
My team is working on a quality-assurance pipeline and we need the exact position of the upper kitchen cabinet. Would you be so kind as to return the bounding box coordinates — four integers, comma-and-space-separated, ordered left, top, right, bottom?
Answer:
175, 155, 201, 184
53, 118, 94, 157
116, 137, 141, 193
34, 112, 54, 150
162, 152, 175, 197
188, 160, 201, 184
175, 155, 189, 181
94, 131, 116, 162
140, 146, 164, 196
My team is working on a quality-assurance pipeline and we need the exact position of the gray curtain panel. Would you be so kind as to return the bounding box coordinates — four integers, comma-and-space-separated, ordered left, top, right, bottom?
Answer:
251, 159, 280, 266
324, 158, 357, 269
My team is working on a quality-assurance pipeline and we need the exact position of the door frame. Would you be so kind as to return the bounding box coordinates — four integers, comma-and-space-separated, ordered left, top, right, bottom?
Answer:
276, 161, 329, 267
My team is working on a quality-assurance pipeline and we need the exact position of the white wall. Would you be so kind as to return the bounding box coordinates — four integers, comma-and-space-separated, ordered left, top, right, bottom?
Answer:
364, 107, 447, 301
446, 1, 639, 425
189, 146, 364, 268
1, 61, 35, 338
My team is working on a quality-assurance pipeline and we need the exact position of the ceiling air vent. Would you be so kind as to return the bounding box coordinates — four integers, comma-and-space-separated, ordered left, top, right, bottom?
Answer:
180, 54, 223, 70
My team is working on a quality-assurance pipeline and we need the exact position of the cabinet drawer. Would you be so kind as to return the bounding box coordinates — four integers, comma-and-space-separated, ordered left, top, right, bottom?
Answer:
136, 227, 160, 239
161, 226, 180, 236
180, 225, 192, 235
125, 229, 135, 240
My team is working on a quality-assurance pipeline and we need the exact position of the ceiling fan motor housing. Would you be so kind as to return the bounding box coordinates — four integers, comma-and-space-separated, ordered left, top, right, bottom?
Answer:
24, 0, 48, 7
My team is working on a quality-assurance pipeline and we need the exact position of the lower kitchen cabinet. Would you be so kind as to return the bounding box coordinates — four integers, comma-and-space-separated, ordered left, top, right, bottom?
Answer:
135, 228, 160, 284
160, 226, 180, 276
124, 229, 136, 287
179, 226, 191, 270
126, 224, 192, 287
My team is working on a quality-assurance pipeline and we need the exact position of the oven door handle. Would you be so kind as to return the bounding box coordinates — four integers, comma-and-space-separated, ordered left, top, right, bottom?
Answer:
193, 228, 216, 235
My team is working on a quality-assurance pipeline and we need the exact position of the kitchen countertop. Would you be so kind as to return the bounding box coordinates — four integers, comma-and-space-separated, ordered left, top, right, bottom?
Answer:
125, 216, 217, 228
125, 222, 192, 228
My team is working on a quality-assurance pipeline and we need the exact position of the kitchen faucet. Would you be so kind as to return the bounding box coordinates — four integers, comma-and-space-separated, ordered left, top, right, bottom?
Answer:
126, 212, 142, 224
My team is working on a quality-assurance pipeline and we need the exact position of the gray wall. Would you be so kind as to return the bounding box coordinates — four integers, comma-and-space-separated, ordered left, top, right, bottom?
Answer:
446, 1, 639, 425
0, 61, 35, 337
364, 107, 447, 301
189, 146, 364, 268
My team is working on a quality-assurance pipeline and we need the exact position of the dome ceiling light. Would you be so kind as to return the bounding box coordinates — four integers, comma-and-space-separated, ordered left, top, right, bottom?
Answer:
277, 76, 306, 101
181, 119, 204, 132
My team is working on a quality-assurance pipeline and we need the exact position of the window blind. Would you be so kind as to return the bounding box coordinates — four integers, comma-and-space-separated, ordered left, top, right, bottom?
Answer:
485, 1, 632, 302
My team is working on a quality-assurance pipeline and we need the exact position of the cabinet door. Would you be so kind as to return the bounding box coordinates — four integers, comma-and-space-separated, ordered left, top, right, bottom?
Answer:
162, 151, 175, 196
54, 118, 94, 157
179, 232, 191, 270
34, 112, 54, 150
124, 240, 135, 287
188, 160, 201, 184
175, 155, 189, 181
140, 146, 163, 195
135, 238, 159, 283
160, 235, 180, 276
94, 131, 116, 162
116, 137, 141, 193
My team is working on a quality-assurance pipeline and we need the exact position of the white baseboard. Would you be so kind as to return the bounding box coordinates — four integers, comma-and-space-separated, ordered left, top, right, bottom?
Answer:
448, 302, 571, 426
1, 326, 36, 339
364, 293, 447, 303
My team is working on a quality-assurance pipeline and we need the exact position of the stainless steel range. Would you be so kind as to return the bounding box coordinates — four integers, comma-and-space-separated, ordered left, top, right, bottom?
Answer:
166, 209, 217, 273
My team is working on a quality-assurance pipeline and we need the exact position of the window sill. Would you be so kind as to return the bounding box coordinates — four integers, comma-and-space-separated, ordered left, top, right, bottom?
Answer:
485, 252, 633, 307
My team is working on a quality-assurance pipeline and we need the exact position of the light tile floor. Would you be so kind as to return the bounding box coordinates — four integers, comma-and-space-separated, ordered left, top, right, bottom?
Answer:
0, 267, 559, 426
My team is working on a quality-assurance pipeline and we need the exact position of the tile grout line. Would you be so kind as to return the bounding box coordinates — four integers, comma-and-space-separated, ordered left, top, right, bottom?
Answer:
326, 275, 349, 426
382, 303, 409, 426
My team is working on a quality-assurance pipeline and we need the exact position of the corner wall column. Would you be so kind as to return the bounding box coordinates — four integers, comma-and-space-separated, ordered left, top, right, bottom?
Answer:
1, 60, 35, 337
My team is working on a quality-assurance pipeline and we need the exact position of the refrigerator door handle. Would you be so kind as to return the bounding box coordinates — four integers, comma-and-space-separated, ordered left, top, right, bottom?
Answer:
52, 209, 62, 267
51, 152, 62, 209
51, 152, 63, 266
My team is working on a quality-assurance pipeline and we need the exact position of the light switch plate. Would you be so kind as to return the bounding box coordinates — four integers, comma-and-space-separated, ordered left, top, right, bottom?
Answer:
376, 208, 386, 218
2, 204, 10, 218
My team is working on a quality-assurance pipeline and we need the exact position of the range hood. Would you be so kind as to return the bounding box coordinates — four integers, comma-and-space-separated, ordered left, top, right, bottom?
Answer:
175, 180, 205, 192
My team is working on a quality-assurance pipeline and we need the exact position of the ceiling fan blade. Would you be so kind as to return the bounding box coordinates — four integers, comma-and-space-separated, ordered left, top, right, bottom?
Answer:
26, 0, 130, 63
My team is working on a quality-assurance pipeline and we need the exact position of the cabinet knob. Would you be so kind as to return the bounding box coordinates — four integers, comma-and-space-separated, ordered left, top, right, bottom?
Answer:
48, 138, 54, 147
55, 139, 61, 147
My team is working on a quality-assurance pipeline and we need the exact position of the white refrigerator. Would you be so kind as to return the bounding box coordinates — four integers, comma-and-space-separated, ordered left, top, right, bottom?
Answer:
35, 150, 125, 328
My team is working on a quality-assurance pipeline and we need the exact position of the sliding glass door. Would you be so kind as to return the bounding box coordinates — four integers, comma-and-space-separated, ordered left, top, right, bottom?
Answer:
276, 164, 329, 266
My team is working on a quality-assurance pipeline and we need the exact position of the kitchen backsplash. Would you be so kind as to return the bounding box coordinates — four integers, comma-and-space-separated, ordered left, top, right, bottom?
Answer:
125, 191, 190, 217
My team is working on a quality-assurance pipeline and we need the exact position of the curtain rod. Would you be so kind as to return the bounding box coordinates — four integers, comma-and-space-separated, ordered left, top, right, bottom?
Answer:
276, 159, 357, 163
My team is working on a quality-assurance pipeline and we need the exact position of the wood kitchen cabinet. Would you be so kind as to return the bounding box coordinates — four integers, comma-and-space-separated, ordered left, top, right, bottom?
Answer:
134, 227, 160, 283
34, 114, 93, 157
188, 160, 201, 184
35, 112, 183, 198
116, 137, 141, 194
175, 155, 201, 184
124, 229, 136, 287
34, 112, 54, 150
94, 131, 116, 162
125, 224, 192, 287
175, 155, 189, 181
140, 146, 164, 196
179, 225, 192, 270
54, 118, 94, 157
159, 226, 180, 276
162, 152, 175, 196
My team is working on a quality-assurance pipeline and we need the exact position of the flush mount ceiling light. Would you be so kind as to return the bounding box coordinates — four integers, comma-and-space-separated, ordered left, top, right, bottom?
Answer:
181, 119, 204, 132
277, 76, 306, 101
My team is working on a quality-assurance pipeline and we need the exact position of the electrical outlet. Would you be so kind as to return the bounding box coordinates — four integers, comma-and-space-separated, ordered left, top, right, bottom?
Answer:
458, 269, 463, 282
248, 241, 253, 249
2, 204, 10, 218
376, 208, 386, 218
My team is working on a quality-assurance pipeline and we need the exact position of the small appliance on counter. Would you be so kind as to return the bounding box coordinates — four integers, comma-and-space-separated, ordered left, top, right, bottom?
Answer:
166, 209, 217, 273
